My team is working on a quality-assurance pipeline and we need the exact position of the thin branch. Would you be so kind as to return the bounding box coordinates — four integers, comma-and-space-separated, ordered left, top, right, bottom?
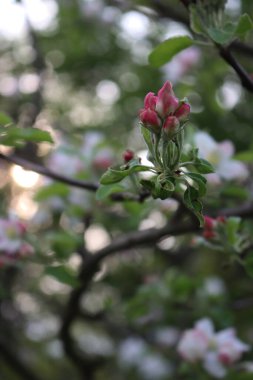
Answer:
93, 221, 199, 263
217, 202, 253, 219
0, 340, 42, 380
59, 256, 105, 380
59, 198, 253, 379
0, 152, 150, 202
230, 40, 253, 58
177, 0, 253, 93
218, 45, 253, 93
0, 152, 98, 191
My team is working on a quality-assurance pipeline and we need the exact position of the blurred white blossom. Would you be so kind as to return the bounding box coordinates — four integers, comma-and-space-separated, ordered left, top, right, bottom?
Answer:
0, 218, 34, 266
178, 318, 249, 378
194, 132, 248, 184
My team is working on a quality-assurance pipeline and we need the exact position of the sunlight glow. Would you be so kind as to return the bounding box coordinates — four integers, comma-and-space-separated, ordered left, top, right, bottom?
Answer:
0, 0, 58, 40
11, 165, 40, 188
11, 192, 38, 220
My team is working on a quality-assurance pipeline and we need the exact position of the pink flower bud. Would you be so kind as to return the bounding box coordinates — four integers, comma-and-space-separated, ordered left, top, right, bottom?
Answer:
156, 81, 179, 118
139, 108, 161, 132
144, 92, 157, 110
203, 216, 216, 239
204, 216, 215, 230
123, 149, 134, 163
163, 116, 179, 135
217, 216, 226, 224
174, 102, 190, 121
203, 229, 216, 239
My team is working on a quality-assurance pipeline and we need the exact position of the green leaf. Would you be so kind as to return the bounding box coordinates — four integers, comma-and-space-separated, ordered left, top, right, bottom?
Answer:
187, 148, 199, 162
194, 158, 214, 174
149, 36, 193, 68
225, 217, 241, 246
0, 112, 13, 126
184, 185, 198, 209
189, 5, 205, 35
100, 162, 152, 185
235, 13, 253, 39
244, 253, 253, 279
163, 178, 175, 192
185, 172, 207, 197
184, 185, 204, 226
0, 126, 54, 146
96, 183, 125, 200
44, 265, 79, 287
154, 175, 175, 200
34, 183, 70, 201
207, 23, 236, 45
140, 178, 155, 192
49, 232, 81, 259
141, 126, 155, 159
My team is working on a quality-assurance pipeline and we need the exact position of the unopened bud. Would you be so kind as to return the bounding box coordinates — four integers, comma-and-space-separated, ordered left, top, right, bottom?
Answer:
123, 149, 134, 162
163, 116, 180, 135
139, 108, 161, 133
144, 92, 157, 110
203, 216, 216, 240
175, 102, 190, 121
204, 216, 215, 230
156, 81, 179, 118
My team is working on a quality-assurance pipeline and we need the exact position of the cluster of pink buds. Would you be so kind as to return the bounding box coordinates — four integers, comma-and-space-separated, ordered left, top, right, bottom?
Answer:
203, 215, 226, 240
177, 318, 249, 378
139, 81, 190, 136
0, 218, 34, 268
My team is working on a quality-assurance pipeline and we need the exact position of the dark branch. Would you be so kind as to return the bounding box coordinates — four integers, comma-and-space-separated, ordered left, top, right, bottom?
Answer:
218, 45, 253, 93
0, 152, 150, 202
59, 256, 104, 380
0, 152, 98, 191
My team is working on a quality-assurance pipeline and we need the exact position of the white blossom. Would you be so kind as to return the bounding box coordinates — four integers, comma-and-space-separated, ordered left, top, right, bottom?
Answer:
194, 132, 248, 184
177, 318, 250, 378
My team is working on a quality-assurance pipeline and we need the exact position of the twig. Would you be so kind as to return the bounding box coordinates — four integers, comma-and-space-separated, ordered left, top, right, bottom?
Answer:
218, 202, 253, 219
177, 0, 253, 93
59, 197, 253, 378
0, 152, 150, 202
59, 256, 105, 380
218, 45, 253, 93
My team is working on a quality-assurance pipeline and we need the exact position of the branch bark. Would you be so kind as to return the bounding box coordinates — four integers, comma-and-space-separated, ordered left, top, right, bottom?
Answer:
0, 152, 150, 202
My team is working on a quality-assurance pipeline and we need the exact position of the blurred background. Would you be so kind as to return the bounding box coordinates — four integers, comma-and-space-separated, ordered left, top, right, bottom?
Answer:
0, 1, 253, 379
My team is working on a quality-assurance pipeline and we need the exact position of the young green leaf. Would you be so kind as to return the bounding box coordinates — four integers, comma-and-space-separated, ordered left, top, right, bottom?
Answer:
34, 183, 70, 201
45, 265, 79, 287
96, 183, 125, 200
194, 158, 214, 174
100, 163, 152, 185
235, 13, 253, 39
224, 217, 241, 246
244, 254, 253, 279
184, 185, 204, 226
149, 36, 193, 68
141, 126, 155, 158
185, 172, 207, 197
189, 5, 206, 35
207, 23, 236, 45
0, 127, 54, 146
